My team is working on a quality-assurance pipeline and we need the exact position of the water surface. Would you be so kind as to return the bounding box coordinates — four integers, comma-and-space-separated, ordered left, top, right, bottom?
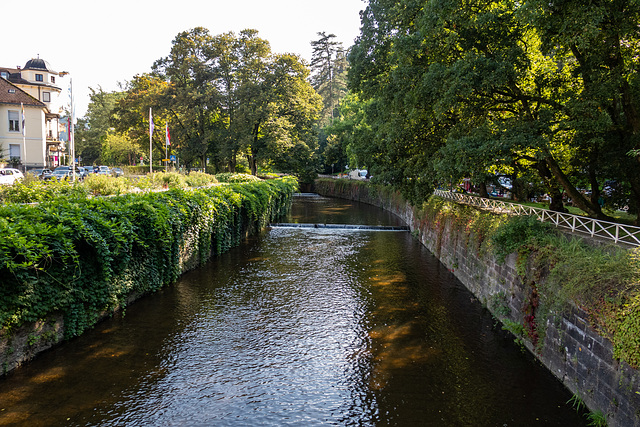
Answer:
0, 195, 585, 426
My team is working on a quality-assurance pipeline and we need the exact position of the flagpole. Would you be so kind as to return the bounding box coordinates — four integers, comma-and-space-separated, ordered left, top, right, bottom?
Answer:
149, 107, 153, 174
21, 103, 26, 172
70, 78, 76, 181
165, 123, 168, 171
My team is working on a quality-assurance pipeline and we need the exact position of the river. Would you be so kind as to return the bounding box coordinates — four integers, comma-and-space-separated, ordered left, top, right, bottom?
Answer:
0, 195, 585, 426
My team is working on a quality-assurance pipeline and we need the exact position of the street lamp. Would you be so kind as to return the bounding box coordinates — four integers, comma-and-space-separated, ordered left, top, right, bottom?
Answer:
58, 71, 75, 181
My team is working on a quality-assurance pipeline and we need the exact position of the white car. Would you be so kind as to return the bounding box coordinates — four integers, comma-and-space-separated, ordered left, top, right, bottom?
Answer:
0, 168, 24, 185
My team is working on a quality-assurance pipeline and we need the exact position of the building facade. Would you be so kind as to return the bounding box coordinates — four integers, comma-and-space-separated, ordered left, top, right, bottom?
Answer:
0, 58, 67, 169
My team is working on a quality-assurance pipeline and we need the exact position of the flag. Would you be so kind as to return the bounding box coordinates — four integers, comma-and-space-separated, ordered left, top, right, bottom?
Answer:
166, 123, 171, 146
21, 103, 25, 136
149, 108, 154, 136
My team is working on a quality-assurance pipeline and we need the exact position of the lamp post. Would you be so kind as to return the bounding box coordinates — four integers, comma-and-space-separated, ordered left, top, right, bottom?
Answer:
59, 71, 75, 181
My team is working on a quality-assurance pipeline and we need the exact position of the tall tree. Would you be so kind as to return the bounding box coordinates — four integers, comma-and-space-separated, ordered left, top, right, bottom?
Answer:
75, 87, 125, 165
310, 32, 348, 124
347, 0, 640, 219
152, 27, 221, 169
111, 74, 172, 167
149, 27, 322, 177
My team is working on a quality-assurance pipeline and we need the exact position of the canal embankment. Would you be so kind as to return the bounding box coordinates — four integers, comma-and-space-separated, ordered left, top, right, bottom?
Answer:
0, 177, 297, 375
314, 178, 640, 427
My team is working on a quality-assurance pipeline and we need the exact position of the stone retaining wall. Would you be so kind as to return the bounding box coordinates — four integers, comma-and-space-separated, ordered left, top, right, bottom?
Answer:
315, 179, 640, 427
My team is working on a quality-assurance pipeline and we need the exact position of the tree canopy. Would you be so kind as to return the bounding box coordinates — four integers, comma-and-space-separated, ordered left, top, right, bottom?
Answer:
148, 27, 322, 176
78, 27, 322, 180
344, 0, 640, 221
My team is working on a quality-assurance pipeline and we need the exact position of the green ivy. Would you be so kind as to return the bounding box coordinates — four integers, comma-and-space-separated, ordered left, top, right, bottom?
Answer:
0, 176, 297, 339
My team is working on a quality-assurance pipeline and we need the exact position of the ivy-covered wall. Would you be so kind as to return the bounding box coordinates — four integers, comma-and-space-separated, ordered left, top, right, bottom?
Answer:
315, 178, 640, 427
0, 177, 297, 375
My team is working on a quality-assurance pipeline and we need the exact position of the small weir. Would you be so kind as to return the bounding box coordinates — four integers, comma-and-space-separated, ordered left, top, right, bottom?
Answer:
0, 194, 587, 426
270, 222, 410, 231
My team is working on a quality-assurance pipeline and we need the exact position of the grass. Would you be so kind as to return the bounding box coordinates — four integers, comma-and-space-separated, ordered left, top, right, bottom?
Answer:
484, 196, 636, 224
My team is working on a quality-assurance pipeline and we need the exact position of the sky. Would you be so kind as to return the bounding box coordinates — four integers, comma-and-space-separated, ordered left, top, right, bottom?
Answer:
2, 0, 366, 117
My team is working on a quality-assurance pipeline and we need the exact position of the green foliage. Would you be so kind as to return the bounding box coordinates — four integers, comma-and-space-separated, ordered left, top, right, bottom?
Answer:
568, 393, 586, 413
184, 171, 218, 188
347, 0, 640, 220
611, 293, 640, 368
215, 173, 262, 183
83, 174, 131, 196
0, 177, 297, 339
490, 216, 556, 263
412, 192, 640, 369
488, 292, 511, 318
586, 410, 608, 427
0, 179, 89, 204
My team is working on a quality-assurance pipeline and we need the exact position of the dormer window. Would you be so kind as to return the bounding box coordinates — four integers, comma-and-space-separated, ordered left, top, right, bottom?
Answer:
0, 71, 8, 79
35, 74, 43, 82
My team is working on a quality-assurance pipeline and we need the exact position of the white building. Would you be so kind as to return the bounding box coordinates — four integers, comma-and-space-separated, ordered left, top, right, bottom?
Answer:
0, 58, 67, 169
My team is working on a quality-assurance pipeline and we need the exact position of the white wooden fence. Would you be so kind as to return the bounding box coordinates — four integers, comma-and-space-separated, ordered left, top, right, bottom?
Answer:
433, 189, 640, 247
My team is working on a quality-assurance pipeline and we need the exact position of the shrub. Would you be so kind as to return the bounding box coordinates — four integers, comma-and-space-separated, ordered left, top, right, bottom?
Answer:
0, 177, 298, 339
184, 171, 218, 187
84, 174, 131, 196
490, 215, 555, 263
0, 178, 89, 204
215, 172, 262, 183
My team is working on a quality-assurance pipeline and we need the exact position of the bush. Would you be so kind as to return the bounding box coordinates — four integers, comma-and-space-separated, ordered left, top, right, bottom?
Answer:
184, 171, 218, 187
490, 215, 555, 262
0, 176, 298, 338
0, 178, 89, 204
84, 174, 131, 196
215, 172, 262, 183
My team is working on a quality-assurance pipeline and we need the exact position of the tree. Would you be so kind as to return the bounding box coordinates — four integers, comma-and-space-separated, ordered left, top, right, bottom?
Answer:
237, 52, 322, 177
75, 87, 125, 165
347, 0, 640, 220
152, 27, 222, 169
310, 32, 349, 125
101, 131, 144, 165
112, 74, 172, 166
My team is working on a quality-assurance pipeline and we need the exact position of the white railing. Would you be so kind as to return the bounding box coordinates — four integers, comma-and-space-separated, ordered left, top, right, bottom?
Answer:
434, 189, 640, 247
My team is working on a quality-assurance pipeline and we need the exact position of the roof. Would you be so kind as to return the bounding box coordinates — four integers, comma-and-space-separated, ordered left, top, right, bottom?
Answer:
0, 78, 46, 108
24, 58, 55, 73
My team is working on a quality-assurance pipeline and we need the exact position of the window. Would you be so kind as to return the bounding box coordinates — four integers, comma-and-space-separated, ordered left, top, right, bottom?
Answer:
43, 92, 51, 102
0, 71, 8, 79
35, 74, 43, 82
8, 111, 19, 132
51, 76, 55, 84
9, 144, 20, 159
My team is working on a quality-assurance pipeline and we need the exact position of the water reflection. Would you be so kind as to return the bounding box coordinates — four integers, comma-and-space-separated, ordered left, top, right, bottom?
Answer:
0, 196, 585, 426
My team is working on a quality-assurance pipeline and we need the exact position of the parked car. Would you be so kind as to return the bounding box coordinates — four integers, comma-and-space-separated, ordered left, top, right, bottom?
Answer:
98, 165, 111, 175
112, 167, 124, 177
78, 167, 91, 180
51, 169, 71, 181
54, 165, 84, 180
28, 168, 53, 180
0, 168, 25, 185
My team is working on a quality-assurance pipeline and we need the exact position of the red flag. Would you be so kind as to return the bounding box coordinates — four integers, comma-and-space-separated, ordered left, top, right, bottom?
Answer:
166, 124, 170, 146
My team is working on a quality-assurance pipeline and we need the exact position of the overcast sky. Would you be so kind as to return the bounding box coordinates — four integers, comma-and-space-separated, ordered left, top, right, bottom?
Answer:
2, 0, 365, 116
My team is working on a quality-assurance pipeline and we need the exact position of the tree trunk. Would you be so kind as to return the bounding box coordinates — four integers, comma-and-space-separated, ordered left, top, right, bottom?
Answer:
478, 180, 489, 198
247, 154, 257, 176
548, 188, 567, 213
544, 155, 613, 220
